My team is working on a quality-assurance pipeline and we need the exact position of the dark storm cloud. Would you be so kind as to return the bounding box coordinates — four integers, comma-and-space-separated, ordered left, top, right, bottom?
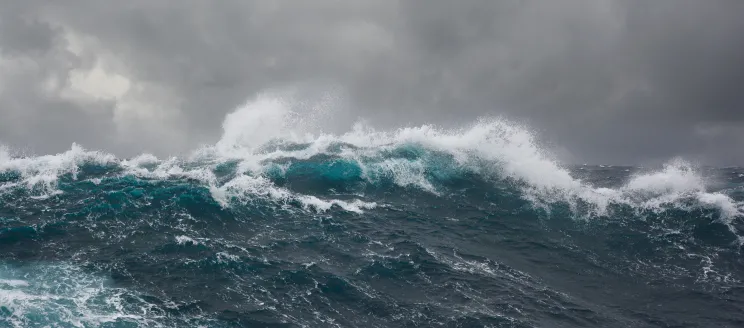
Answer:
0, 1, 742, 164
0, 2, 118, 154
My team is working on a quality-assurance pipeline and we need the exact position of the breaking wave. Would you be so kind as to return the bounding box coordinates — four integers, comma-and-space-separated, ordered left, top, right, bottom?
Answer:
1, 95, 741, 221
2, 94, 744, 327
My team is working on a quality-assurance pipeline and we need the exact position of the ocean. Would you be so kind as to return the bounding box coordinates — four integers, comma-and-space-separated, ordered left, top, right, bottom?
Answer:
1, 97, 743, 327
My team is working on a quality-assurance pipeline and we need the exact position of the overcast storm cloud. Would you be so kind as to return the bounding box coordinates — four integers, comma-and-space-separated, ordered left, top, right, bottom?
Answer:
0, 0, 743, 165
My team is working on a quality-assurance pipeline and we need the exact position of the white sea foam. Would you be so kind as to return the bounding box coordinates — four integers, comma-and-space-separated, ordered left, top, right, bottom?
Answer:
211, 174, 376, 213
0, 263, 181, 327
175, 235, 200, 245
0, 143, 116, 197
121, 153, 160, 167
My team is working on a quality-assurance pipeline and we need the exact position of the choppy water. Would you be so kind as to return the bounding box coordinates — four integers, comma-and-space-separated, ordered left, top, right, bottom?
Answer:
2, 96, 743, 327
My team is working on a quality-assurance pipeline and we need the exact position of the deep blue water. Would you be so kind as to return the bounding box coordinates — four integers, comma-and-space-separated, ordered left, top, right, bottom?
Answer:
1, 140, 744, 328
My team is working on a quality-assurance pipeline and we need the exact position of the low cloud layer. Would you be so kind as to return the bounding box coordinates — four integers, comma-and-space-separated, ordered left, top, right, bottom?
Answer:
1, 1, 742, 164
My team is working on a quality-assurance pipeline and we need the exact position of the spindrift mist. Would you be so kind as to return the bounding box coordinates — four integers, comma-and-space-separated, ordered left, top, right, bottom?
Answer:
1, 95, 743, 327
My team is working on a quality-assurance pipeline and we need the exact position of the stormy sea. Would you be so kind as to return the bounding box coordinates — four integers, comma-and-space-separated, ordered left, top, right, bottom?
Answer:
2, 97, 743, 328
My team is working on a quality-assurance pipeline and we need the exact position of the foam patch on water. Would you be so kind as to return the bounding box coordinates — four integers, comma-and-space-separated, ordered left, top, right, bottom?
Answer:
175, 235, 200, 245
0, 262, 210, 327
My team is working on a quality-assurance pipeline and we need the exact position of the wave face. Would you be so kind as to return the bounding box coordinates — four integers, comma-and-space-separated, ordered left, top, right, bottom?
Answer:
2, 95, 744, 327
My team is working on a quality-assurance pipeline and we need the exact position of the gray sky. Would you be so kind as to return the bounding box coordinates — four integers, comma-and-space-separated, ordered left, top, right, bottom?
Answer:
0, 1, 743, 165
